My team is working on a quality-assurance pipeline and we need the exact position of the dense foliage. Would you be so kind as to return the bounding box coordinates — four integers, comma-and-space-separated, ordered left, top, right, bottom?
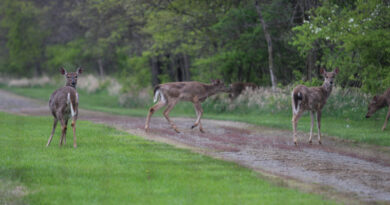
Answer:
0, 0, 389, 93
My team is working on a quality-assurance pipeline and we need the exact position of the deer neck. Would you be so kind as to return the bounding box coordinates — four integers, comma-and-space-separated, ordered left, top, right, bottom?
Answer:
321, 83, 333, 98
203, 84, 220, 97
377, 95, 388, 108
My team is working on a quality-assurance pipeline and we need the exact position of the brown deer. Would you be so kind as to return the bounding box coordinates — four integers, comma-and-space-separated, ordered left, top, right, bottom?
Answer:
46, 67, 82, 148
228, 82, 258, 100
365, 88, 390, 131
291, 68, 339, 145
145, 79, 230, 133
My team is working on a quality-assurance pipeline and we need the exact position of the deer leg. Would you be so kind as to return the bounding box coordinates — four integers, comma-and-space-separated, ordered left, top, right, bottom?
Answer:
191, 102, 204, 133
71, 116, 77, 148
382, 106, 390, 131
316, 111, 322, 144
292, 110, 304, 145
145, 101, 166, 132
163, 100, 179, 133
63, 119, 69, 144
309, 111, 315, 144
59, 118, 66, 146
46, 118, 58, 147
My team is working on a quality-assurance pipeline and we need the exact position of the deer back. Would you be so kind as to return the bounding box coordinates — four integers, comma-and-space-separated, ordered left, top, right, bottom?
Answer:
49, 86, 79, 118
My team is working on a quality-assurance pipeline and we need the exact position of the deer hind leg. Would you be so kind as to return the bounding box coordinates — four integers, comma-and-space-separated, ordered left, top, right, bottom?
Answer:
316, 111, 322, 144
163, 100, 179, 133
145, 101, 166, 132
46, 118, 58, 147
63, 119, 69, 144
191, 102, 204, 133
59, 118, 66, 146
382, 106, 390, 131
292, 110, 304, 145
309, 111, 315, 144
71, 116, 77, 148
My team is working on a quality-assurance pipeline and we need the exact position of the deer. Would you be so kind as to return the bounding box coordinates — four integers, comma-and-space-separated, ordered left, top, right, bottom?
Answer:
228, 82, 258, 100
145, 79, 230, 133
291, 67, 339, 145
365, 88, 390, 131
46, 67, 82, 148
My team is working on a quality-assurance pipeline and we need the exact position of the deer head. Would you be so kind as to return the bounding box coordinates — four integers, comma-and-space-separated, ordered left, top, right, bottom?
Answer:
61, 67, 83, 88
320, 67, 339, 89
210, 79, 230, 93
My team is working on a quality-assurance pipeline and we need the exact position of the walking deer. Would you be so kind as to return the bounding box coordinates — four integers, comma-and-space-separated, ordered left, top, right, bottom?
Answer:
291, 68, 339, 145
365, 88, 390, 131
145, 79, 230, 133
228, 82, 258, 100
46, 67, 82, 148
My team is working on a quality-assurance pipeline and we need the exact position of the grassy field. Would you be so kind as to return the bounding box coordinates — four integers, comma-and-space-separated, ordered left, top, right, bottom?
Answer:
2, 85, 389, 146
0, 112, 337, 204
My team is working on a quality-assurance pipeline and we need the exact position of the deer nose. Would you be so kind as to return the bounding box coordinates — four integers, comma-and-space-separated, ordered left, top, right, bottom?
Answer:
365, 115, 370, 118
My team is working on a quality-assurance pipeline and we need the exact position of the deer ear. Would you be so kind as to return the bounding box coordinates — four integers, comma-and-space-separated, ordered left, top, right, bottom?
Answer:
320, 68, 326, 75
60, 67, 66, 75
334, 67, 339, 74
77, 67, 83, 74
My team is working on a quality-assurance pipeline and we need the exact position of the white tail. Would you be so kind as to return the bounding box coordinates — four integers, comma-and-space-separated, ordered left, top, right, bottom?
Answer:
153, 89, 166, 103
67, 93, 76, 117
292, 91, 301, 115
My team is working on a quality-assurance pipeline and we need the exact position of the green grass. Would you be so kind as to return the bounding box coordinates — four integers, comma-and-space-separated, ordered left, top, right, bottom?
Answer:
0, 112, 336, 204
2, 85, 389, 146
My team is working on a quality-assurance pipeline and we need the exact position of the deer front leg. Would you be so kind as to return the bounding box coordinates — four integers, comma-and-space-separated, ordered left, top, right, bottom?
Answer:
382, 106, 390, 131
71, 117, 77, 148
191, 102, 204, 133
316, 111, 322, 144
309, 111, 315, 144
46, 118, 58, 147
145, 101, 166, 132
163, 100, 180, 133
292, 110, 303, 145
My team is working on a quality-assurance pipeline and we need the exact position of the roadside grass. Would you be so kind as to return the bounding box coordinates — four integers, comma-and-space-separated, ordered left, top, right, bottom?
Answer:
1, 85, 389, 146
0, 112, 337, 204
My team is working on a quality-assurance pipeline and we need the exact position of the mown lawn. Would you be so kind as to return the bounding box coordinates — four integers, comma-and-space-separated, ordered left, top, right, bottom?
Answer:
2, 85, 389, 146
0, 112, 336, 204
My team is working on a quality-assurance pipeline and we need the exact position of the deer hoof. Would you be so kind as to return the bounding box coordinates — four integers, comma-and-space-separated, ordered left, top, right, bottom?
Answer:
318, 141, 322, 145
199, 129, 205, 133
173, 128, 180, 133
191, 125, 196, 129
73, 144, 77, 148
294, 141, 297, 146
308, 140, 312, 144
382, 127, 386, 131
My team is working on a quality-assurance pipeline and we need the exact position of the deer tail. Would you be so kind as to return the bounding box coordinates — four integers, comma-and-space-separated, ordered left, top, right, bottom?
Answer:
67, 93, 77, 117
292, 91, 302, 115
153, 86, 166, 103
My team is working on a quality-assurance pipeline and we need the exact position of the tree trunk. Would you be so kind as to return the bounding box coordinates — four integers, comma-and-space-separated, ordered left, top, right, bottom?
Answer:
255, 1, 277, 91
182, 54, 191, 81
97, 58, 104, 77
150, 56, 160, 86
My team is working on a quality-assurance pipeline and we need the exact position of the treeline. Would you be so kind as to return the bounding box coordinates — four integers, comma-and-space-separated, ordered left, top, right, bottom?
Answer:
0, 0, 389, 93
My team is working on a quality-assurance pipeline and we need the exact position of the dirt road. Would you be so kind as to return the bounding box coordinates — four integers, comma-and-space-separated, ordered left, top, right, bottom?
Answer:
1, 89, 389, 204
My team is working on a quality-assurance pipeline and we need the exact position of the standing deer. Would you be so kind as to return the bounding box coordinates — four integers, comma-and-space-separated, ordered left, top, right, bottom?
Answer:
228, 82, 258, 100
365, 88, 390, 131
291, 68, 339, 145
46, 67, 82, 148
145, 79, 230, 133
